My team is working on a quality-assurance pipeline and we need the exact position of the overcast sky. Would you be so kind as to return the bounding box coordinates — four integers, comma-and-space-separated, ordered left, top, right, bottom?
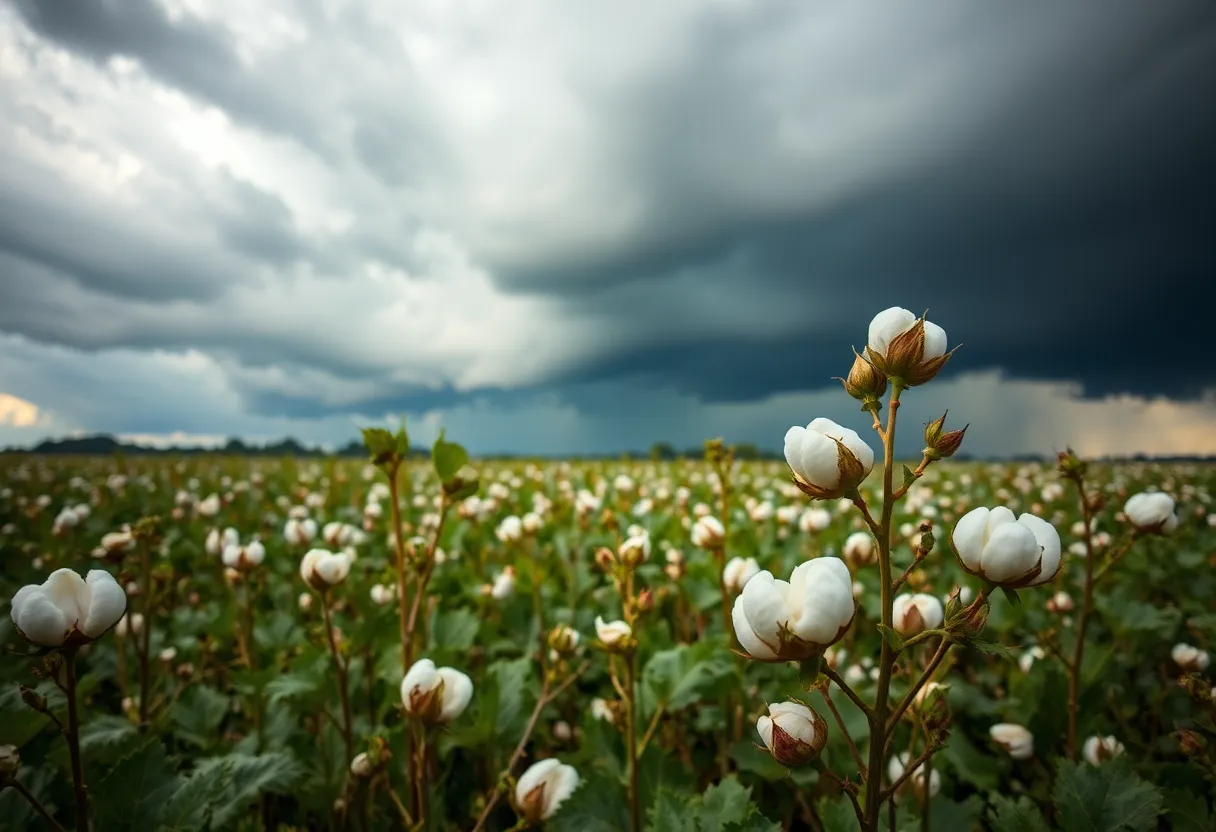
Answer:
1, 0, 1214, 456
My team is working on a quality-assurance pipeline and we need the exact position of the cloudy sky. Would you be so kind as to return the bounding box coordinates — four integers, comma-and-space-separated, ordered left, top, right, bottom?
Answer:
1, 0, 1214, 457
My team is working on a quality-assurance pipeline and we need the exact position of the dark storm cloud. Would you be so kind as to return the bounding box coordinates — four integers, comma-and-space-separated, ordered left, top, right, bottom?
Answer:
3, 0, 1215, 425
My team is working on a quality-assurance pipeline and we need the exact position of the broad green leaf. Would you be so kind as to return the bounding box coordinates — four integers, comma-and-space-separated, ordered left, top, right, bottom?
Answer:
549, 772, 628, 832
159, 763, 232, 832
1052, 758, 1164, 832
432, 430, 470, 485
171, 685, 230, 749
988, 795, 1051, 832
429, 607, 480, 654
94, 740, 180, 831
1163, 789, 1213, 832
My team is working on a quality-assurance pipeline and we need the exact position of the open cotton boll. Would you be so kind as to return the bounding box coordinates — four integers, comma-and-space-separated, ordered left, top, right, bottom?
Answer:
10, 568, 127, 647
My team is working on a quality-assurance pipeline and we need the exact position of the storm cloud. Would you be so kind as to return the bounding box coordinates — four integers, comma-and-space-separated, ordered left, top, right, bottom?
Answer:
0, 0, 1213, 454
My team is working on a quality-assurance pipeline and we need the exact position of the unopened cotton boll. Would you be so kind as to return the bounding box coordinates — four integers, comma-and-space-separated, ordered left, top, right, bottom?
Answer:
690, 515, 725, 549
618, 531, 651, 566
223, 541, 265, 571
299, 549, 351, 590
799, 508, 832, 534
400, 658, 473, 724
496, 516, 523, 543
369, 584, 396, 605
490, 566, 516, 600
843, 531, 875, 565
722, 557, 760, 594
590, 698, 616, 724
892, 593, 944, 637
514, 759, 580, 823
595, 616, 632, 651
1082, 735, 1125, 765
1172, 643, 1211, 673
756, 701, 827, 767
732, 557, 854, 661
284, 518, 317, 546
10, 568, 127, 647
866, 307, 951, 386
784, 418, 875, 500
952, 507, 1060, 588
989, 723, 1035, 759
1123, 492, 1179, 534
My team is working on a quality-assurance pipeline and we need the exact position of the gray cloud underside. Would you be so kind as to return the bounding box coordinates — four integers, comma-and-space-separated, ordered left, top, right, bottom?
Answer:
1, 0, 1214, 431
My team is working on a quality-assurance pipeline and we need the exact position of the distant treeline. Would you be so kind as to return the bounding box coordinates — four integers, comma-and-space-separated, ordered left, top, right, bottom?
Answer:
2, 434, 1213, 463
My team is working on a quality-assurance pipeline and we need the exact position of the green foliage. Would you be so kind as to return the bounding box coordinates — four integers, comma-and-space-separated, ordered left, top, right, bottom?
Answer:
1052, 759, 1164, 832
988, 795, 1051, 832
646, 777, 779, 832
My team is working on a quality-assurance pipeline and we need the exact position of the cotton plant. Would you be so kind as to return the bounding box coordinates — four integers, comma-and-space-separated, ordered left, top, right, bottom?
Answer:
731, 307, 1067, 830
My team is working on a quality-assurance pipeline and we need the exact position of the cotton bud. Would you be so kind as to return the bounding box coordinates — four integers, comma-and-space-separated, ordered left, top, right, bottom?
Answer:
116, 613, 144, 638
299, 549, 351, 591
590, 697, 617, 724
350, 752, 374, 777
496, 516, 523, 543
888, 751, 940, 803
595, 616, 632, 652
837, 350, 887, 407
732, 558, 854, 661
553, 720, 572, 742
548, 624, 581, 656
0, 744, 19, 774
1046, 591, 1074, 613
989, 723, 1034, 759
490, 567, 516, 600
722, 557, 760, 594
784, 419, 875, 500
893, 593, 944, 637
914, 681, 948, 709
866, 307, 952, 387
594, 547, 616, 572
799, 508, 832, 533
1172, 643, 1210, 673
636, 589, 654, 614
10, 568, 127, 647
522, 513, 544, 535
100, 530, 137, 557
664, 549, 685, 581
284, 518, 317, 546
369, 584, 396, 605
755, 701, 827, 767
843, 531, 875, 566
514, 759, 580, 823
923, 412, 967, 461
401, 659, 473, 724
1082, 735, 1125, 765
222, 541, 265, 572
1123, 492, 1179, 534
618, 532, 651, 567
690, 516, 725, 549
1175, 729, 1207, 757
952, 507, 1061, 588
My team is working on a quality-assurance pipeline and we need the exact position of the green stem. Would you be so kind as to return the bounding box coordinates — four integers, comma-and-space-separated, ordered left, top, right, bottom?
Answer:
64, 649, 90, 832
863, 385, 902, 830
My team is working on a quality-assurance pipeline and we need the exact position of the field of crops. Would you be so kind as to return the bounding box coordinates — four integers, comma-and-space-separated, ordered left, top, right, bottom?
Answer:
2, 395, 1215, 829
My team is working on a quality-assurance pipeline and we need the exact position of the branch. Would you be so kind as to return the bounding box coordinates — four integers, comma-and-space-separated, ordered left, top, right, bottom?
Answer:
880, 741, 943, 803
891, 454, 933, 502
821, 666, 873, 718
887, 639, 952, 732
1092, 534, 1141, 585
847, 493, 881, 540
819, 685, 865, 777
1, 777, 68, 832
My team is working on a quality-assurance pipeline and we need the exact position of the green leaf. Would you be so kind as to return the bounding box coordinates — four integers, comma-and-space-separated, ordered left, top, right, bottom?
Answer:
818, 794, 860, 832
159, 763, 232, 832
549, 772, 628, 832
988, 795, 1050, 832
1163, 789, 1213, 832
900, 464, 917, 490
361, 427, 399, 465
699, 776, 755, 827
490, 657, 536, 742
193, 751, 305, 829
1000, 586, 1022, 606
263, 672, 319, 703
429, 608, 481, 654
641, 642, 734, 714
80, 714, 142, 763
644, 777, 778, 832
171, 685, 230, 749
94, 740, 180, 831
1052, 758, 1164, 832
877, 623, 905, 652
432, 430, 470, 485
